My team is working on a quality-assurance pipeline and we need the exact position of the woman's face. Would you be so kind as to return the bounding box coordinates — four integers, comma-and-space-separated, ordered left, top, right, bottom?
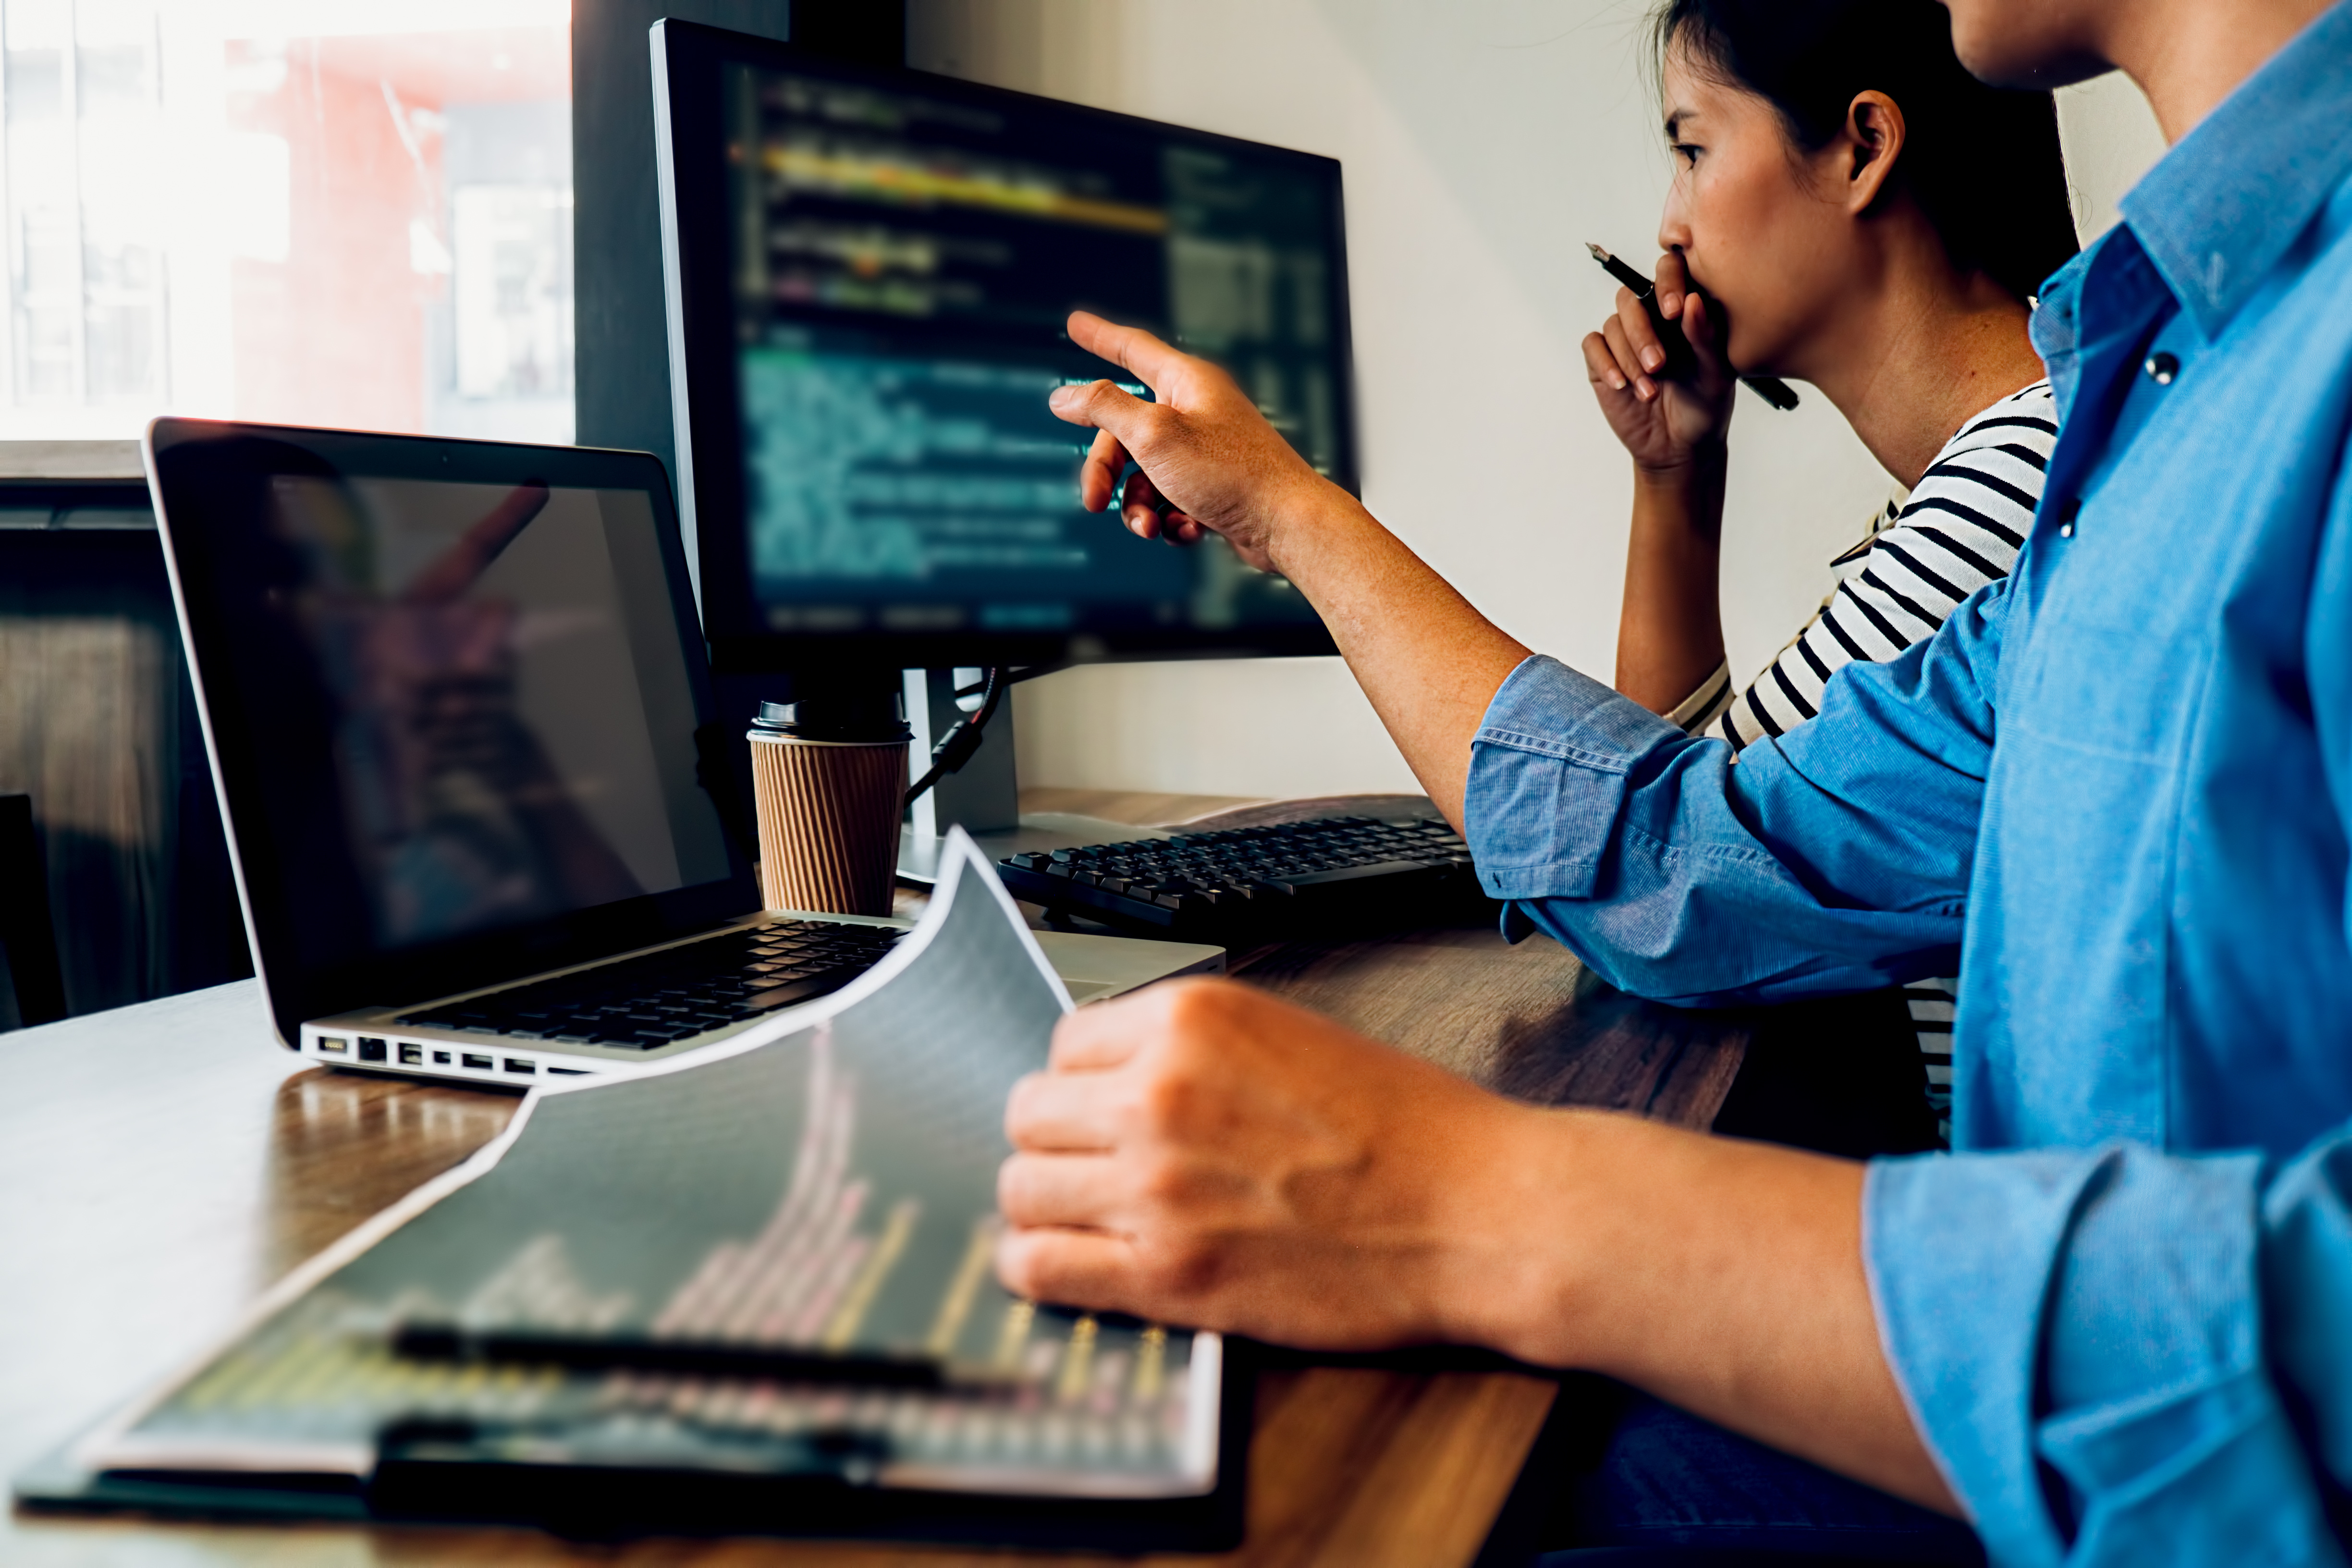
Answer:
1656, 44, 1864, 378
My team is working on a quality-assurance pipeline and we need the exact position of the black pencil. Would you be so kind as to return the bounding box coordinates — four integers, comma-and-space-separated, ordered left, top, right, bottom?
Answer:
1585, 243, 1799, 411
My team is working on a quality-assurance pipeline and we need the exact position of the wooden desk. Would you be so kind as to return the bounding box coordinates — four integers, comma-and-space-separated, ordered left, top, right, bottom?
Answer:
1, 794, 1748, 1567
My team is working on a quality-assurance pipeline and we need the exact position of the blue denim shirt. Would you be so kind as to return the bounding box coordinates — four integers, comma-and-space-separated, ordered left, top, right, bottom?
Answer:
1461, 8, 2352, 1562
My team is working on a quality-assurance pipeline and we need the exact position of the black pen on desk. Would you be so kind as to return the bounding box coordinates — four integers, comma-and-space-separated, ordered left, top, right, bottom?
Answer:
390, 1323, 948, 1387
1585, 242, 1800, 411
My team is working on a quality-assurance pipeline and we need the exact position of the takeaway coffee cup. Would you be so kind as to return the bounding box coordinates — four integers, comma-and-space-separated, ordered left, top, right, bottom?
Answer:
746, 694, 910, 917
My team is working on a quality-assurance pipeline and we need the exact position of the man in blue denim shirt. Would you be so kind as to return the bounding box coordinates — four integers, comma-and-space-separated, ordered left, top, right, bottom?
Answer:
993, 0, 2352, 1560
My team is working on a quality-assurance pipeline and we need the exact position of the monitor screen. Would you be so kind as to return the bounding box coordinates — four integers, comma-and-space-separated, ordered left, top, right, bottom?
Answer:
655, 21, 1354, 671
149, 425, 756, 1039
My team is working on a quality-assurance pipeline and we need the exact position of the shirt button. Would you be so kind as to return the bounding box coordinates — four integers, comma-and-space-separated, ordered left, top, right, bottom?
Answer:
2144, 351, 2180, 385
2057, 497, 2080, 538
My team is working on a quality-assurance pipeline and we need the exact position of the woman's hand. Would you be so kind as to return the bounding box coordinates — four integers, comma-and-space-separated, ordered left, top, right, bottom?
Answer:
1582, 251, 1740, 477
1047, 311, 1335, 573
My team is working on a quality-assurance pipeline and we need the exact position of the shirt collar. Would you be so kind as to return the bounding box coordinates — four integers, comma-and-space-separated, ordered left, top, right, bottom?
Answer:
2116, 0, 2352, 340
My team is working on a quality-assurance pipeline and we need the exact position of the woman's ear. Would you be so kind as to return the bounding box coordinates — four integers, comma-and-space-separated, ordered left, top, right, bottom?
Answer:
1841, 90, 1908, 214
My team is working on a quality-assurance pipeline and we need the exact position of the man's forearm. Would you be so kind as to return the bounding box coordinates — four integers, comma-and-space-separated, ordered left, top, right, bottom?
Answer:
1265, 487, 1532, 828
1463, 1108, 1961, 1516
1616, 454, 1729, 714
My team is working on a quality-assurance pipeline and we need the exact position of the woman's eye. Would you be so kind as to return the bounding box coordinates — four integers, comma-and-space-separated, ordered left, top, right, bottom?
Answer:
1670, 142, 1702, 167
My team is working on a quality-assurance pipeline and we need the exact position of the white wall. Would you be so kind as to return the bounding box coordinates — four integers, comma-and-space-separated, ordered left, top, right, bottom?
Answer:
2056, 70, 2168, 241
906, 1, 2167, 800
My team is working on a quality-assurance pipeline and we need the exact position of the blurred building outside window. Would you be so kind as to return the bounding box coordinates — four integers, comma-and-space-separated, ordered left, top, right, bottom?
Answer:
0, 0, 572, 445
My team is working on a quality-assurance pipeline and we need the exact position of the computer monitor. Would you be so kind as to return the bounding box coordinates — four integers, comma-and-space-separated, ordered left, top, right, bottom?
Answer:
650, 19, 1355, 678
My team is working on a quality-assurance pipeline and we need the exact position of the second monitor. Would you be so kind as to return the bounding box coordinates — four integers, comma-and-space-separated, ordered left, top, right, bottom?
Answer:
652, 19, 1356, 676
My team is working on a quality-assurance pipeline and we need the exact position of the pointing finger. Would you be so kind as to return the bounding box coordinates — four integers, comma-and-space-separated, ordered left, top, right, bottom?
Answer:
1066, 310, 1190, 393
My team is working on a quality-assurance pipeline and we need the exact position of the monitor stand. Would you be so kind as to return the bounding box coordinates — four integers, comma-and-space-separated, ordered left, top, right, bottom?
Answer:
894, 668, 1174, 887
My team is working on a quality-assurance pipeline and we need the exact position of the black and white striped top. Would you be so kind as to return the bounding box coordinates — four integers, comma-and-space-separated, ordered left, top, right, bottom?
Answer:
1666, 381, 2058, 748
1663, 381, 2058, 1141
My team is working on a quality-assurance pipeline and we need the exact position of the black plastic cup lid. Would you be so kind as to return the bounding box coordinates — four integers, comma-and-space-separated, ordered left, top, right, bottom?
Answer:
750, 695, 911, 745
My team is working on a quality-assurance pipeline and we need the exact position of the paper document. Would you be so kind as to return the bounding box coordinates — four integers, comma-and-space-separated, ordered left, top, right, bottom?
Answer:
83, 832, 1220, 1500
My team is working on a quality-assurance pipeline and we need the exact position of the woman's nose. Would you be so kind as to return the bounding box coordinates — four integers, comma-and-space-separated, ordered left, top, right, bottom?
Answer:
1657, 184, 1692, 253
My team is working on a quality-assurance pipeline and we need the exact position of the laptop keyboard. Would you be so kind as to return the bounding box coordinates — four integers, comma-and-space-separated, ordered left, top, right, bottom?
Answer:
395, 921, 904, 1049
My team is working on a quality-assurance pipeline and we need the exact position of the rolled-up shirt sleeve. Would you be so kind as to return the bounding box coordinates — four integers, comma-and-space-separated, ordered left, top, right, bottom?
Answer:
1867, 1134, 2352, 1567
1463, 576, 2007, 1005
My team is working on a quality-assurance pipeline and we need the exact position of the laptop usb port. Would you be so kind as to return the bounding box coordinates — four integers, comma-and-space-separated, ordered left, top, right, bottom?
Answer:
503, 1058, 536, 1075
397, 1043, 423, 1066
357, 1037, 388, 1063
317, 1036, 348, 1055
432, 1050, 452, 1065
461, 1053, 493, 1070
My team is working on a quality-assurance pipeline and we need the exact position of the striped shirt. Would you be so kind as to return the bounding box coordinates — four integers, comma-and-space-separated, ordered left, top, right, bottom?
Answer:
1663, 380, 2059, 1139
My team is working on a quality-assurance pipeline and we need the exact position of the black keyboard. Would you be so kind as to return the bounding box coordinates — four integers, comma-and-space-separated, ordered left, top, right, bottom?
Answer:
996, 816, 1490, 944
397, 920, 903, 1049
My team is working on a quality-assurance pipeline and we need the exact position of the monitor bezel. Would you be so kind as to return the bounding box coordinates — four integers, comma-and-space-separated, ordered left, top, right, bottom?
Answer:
651, 18, 1356, 676
145, 417, 763, 1048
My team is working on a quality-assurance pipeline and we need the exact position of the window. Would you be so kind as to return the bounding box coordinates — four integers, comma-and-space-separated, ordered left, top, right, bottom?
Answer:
0, 0, 571, 441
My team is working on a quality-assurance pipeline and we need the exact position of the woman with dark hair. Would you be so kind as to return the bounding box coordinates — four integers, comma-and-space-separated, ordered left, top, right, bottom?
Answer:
1593, 0, 2077, 1142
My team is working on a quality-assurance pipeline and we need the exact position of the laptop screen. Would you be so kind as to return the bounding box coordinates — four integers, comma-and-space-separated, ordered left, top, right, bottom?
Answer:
262, 476, 729, 948
150, 424, 758, 1041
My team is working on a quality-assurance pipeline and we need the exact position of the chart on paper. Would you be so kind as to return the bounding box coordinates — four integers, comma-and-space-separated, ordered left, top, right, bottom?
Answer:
95, 845, 1218, 1497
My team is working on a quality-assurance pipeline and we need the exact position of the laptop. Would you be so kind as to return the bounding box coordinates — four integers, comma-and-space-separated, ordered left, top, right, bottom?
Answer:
145, 418, 1219, 1084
